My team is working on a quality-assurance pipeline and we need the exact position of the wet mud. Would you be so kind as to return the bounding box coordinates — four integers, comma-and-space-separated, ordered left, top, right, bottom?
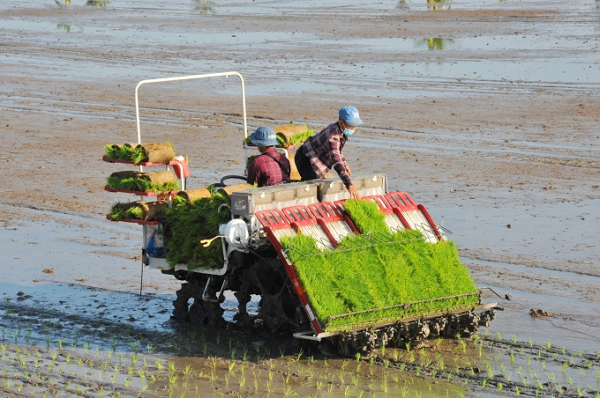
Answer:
1, 0, 600, 397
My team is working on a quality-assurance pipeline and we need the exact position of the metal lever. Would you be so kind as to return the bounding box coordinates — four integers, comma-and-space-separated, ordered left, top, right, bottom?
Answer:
202, 277, 227, 303
200, 235, 223, 247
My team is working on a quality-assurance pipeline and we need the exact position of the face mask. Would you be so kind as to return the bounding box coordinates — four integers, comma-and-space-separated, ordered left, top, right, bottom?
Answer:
343, 127, 355, 136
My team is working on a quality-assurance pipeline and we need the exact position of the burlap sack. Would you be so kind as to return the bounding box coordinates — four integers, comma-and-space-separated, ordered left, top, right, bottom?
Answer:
138, 200, 168, 221
219, 183, 253, 199
177, 188, 212, 204
142, 143, 175, 164
139, 170, 177, 186
274, 124, 308, 146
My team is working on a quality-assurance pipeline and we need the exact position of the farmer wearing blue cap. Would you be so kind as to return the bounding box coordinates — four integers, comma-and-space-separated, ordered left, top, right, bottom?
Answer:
294, 106, 363, 199
247, 126, 291, 187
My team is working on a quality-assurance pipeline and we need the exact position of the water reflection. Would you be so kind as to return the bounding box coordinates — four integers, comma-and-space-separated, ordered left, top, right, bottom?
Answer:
396, 0, 410, 9
193, 0, 215, 14
57, 23, 71, 32
427, 0, 450, 11
54, 0, 109, 6
397, 0, 451, 10
415, 37, 455, 50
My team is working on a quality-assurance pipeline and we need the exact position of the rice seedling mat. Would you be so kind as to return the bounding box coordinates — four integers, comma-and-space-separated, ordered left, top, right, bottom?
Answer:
257, 197, 481, 335
385, 191, 443, 242
103, 142, 175, 164
243, 124, 315, 149
340, 195, 409, 235
104, 186, 179, 197
307, 202, 359, 245
105, 215, 160, 225
102, 156, 181, 168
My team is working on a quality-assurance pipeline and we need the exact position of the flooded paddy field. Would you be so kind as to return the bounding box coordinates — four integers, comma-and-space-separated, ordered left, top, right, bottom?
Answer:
1, 0, 599, 396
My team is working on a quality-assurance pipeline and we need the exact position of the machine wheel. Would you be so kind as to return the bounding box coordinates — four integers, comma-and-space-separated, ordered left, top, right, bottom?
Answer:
189, 295, 225, 327
172, 281, 197, 320
258, 282, 299, 333
172, 276, 225, 327
232, 257, 300, 333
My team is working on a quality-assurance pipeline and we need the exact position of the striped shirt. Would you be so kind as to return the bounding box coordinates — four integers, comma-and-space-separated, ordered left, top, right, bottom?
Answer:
247, 148, 290, 187
301, 122, 352, 188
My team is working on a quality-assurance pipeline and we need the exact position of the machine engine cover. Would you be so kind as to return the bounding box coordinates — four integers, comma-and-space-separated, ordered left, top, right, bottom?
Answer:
219, 219, 250, 248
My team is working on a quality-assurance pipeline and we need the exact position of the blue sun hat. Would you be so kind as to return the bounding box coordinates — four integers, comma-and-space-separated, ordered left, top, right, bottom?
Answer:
338, 106, 363, 127
250, 126, 278, 147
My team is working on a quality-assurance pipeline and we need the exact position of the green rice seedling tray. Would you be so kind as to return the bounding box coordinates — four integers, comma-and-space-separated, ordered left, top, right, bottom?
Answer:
104, 186, 179, 197
106, 215, 159, 225
259, 198, 482, 335
102, 156, 180, 167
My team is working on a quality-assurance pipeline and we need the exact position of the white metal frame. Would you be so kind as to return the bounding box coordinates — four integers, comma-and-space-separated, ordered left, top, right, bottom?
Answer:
134, 71, 248, 144
134, 72, 248, 280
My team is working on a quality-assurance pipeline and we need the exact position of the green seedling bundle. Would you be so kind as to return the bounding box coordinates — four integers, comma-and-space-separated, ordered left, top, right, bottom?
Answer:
106, 170, 180, 193
108, 202, 144, 220
280, 200, 478, 330
104, 142, 175, 164
244, 135, 294, 147
163, 188, 231, 270
108, 200, 168, 221
244, 125, 315, 147
104, 143, 146, 162
279, 129, 315, 147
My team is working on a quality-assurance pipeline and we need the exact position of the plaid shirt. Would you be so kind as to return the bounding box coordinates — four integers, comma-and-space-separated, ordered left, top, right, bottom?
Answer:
301, 122, 352, 188
247, 147, 290, 187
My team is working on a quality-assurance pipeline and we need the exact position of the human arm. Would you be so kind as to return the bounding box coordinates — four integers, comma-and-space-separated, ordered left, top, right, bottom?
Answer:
348, 185, 360, 200
328, 134, 353, 189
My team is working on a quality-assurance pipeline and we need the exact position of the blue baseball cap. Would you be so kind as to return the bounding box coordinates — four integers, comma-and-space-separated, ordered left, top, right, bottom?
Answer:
339, 106, 363, 127
250, 126, 279, 147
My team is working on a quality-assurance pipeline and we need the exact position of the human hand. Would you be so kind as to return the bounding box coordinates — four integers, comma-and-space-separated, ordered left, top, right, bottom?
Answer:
345, 163, 352, 176
348, 185, 360, 200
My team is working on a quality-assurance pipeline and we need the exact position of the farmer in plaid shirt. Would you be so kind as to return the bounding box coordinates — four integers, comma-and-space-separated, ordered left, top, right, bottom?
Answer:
246, 127, 290, 187
294, 106, 363, 199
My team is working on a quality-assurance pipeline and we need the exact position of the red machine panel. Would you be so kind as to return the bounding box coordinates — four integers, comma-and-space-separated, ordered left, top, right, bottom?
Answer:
385, 191, 442, 242
308, 202, 344, 221
385, 191, 418, 211
282, 205, 318, 227
308, 202, 360, 243
255, 209, 291, 231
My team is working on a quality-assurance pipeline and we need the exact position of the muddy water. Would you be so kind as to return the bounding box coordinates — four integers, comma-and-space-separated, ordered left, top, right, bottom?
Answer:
1, 0, 600, 397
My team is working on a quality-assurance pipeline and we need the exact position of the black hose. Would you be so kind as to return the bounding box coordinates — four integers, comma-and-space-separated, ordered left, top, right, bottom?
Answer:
220, 175, 247, 187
